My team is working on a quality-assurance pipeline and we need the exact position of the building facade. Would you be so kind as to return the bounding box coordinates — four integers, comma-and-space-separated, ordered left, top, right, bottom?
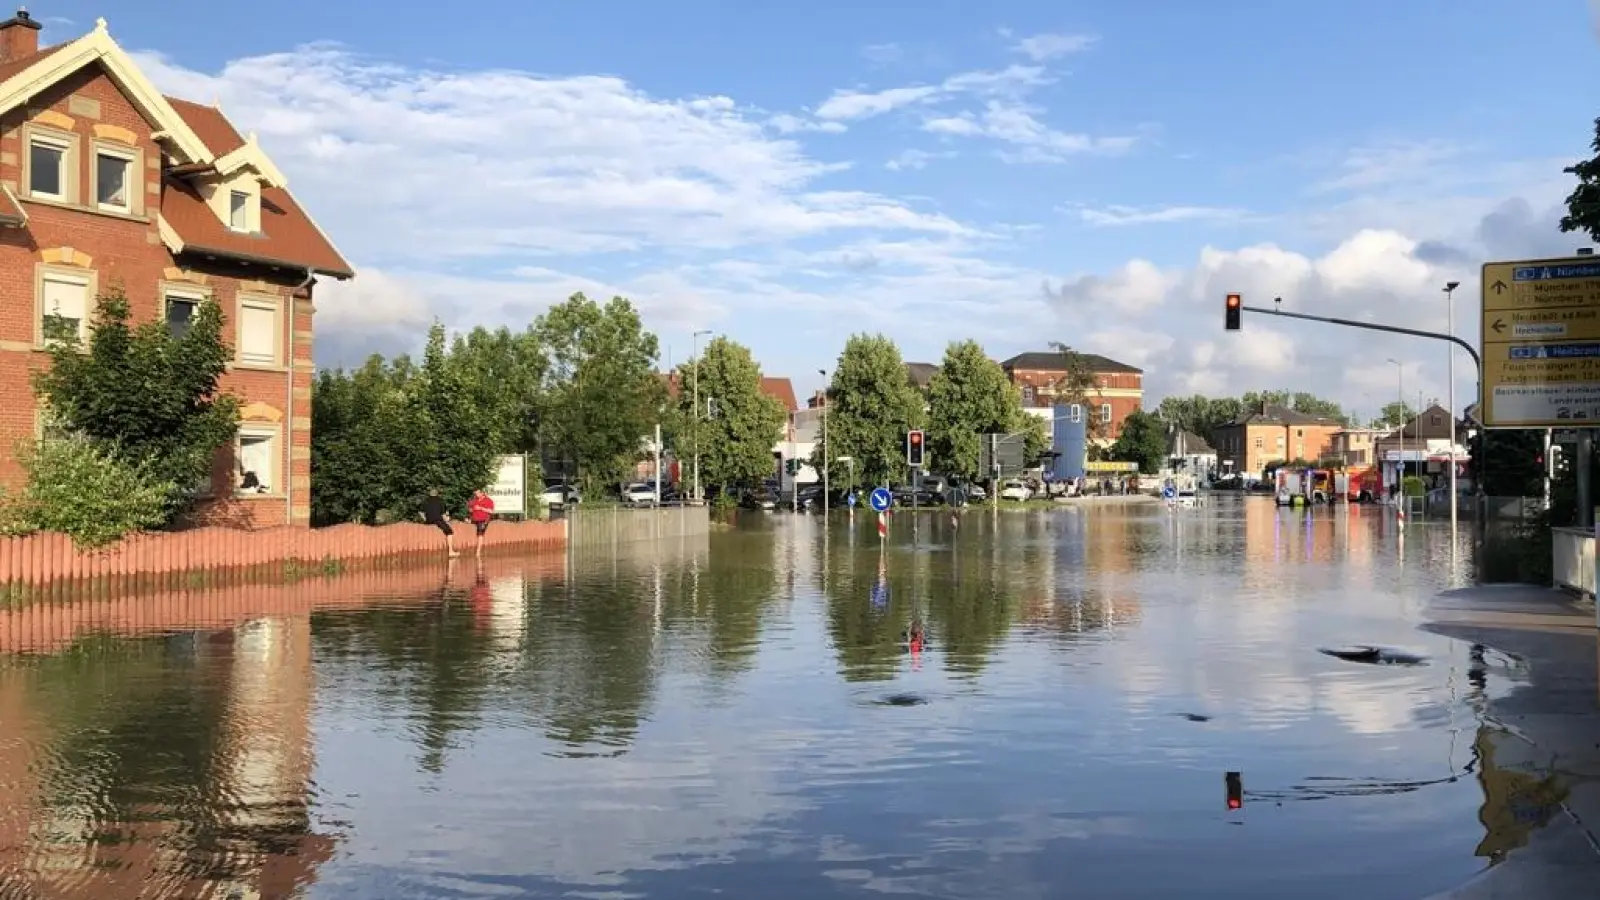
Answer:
999, 351, 1143, 445
0, 12, 352, 527
1211, 403, 1344, 479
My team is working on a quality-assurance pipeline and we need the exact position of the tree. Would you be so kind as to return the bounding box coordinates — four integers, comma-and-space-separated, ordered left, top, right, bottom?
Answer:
310, 356, 409, 526
535, 293, 664, 491
1046, 343, 1109, 442
1108, 410, 1169, 473
1155, 394, 1243, 441
673, 337, 787, 493
34, 286, 239, 524
925, 340, 1027, 479
448, 325, 547, 453
1560, 117, 1600, 242
815, 334, 925, 487
1375, 400, 1416, 429
0, 435, 174, 548
393, 323, 504, 516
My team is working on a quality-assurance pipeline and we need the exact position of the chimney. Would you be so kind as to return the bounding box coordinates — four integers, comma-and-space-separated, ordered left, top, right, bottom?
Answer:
0, 8, 41, 63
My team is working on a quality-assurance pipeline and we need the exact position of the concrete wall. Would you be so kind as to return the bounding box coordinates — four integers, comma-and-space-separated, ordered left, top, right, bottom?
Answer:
1552, 526, 1594, 599
566, 504, 710, 552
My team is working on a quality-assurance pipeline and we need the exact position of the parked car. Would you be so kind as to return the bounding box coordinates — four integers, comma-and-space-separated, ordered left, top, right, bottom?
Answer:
891, 484, 943, 506
541, 483, 580, 507
966, 483, 987, 501
741, 487, 779, 510
621, 482, 657, 506
998, 479, 1032, 501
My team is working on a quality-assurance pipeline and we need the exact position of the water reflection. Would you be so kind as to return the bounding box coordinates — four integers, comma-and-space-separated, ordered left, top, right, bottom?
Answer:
0, 501, 1562, 899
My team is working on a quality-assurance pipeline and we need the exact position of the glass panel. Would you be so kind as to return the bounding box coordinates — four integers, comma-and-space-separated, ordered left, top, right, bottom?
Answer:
230, 191, 249, 230
40, 278, 88, 343
167, 297, 198, 339
238, 303, 277, 363
29, 141, 64, 197
95, 153, 129, 207
237, 434, 274, 493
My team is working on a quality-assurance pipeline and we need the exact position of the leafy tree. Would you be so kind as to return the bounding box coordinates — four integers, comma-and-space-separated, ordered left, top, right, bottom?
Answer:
1375, 401, 1417, 429
34, 286, 238, 524
448, 326, 547, 453
535, 293, 664, 491
672, 337, 787, 492
815, 334, 925, 487
1155, 394, 1243, 440
1239, 390, 1349, 425
1560, 117, 1600, 242
311, 356, 409, 525
0, 435, 174, 548
925, 340, 1028, 479
1108, 410, 1169, 473
395, 324, 504, 517
1046, 343, 1109, 442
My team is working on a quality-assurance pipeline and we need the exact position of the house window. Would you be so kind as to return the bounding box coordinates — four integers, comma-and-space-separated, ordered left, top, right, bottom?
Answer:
235, 428, 278, 494
229, 190, 251, 231
1254, 437, 1263, 450
37, 406, 70, 446
1099, 403, 1112, 424
27, 133, 71, 201
1022, 385, 1034, 405
236, 295, 281, 366
94, 149, 132, 211
166, 292, 203, 339
1431, 414, 1442, 426
1068, 404, 1082, 423
39, 273, 90, 344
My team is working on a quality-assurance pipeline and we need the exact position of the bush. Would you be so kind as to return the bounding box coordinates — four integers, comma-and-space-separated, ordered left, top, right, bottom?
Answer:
0, 436, 176, 549
1402, 475, 1427, 497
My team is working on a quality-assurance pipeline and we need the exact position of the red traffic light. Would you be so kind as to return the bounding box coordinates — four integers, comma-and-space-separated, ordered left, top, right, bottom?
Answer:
1224, 294, 1242, 331
1226, 293, 1240, 308
1225, 771, 1243, 810
910, 432, 922, 445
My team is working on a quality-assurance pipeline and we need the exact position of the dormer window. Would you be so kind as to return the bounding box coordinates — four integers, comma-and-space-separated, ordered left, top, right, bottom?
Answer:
229, 190, 250, 231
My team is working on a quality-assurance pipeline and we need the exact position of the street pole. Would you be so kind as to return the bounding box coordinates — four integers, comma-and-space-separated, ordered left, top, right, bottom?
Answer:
1444, 281, 1459, 539
691, 329, 710, 503
791, 439, 798, 513
653, 423, 662, 505
819, 369, 829, 515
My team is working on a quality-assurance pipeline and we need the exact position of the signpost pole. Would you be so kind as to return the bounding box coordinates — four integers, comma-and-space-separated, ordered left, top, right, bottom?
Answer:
1580, 433, 1594, 530
653, 424, 662, 506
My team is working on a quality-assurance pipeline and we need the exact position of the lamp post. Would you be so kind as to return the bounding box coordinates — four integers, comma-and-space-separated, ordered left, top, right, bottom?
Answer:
691, 329, 711, 503
1443, 280, 1460, 537
818, 369, 829, 514
1387, 358, 1405, 509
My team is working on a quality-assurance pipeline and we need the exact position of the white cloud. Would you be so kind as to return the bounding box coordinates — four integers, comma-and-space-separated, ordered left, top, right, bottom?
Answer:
1071, 204, 1252, 226
767, 113, 847, 135
884, 148, 954, 171
812, 63, 1048, 122
1010, 32, 1099, 61
859, 42, 903, 64
924, 101, 1137, 162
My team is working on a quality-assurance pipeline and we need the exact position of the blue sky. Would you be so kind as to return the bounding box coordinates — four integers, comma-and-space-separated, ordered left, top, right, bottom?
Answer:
48, 0, 1600, 417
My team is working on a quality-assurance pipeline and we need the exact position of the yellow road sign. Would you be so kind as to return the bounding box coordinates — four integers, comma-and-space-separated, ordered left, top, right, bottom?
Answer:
1479, 256, 1600, 427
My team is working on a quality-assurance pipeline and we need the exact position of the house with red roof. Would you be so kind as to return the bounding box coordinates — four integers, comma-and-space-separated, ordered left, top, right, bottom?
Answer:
0, 11, 353, 527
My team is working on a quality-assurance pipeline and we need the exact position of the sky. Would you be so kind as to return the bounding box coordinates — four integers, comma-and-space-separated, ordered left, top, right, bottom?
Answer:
34, 0, 1600, 422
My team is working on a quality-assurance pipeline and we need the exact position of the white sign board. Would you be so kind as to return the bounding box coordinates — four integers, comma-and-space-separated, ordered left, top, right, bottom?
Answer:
487, 454, 526, 516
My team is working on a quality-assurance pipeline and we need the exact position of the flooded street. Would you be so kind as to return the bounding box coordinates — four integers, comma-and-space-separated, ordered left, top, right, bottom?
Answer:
0, 498, 1544, 899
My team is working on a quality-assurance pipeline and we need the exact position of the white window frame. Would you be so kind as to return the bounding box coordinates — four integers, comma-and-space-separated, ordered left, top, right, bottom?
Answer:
229, 189, 252, 232
1099, 403, 1113, 425
36, 404, 70, 446
37, 270, 92, 346
235, 293, 283, 368
234, 426, 281, 496
25, 130, 74, 203
91, 144, 136, 214
1068, 404, 1082, 423
164, 286, 208, 339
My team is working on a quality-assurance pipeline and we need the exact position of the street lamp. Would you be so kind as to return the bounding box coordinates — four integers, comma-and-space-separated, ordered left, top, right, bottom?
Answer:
1387, 358, 1405, 506
1443, 280, 1460, 536
691, 329, 711, 503
818, 369, 829, 514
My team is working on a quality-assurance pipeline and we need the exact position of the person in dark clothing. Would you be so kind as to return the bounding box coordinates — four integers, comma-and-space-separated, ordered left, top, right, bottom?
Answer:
421, 488, 459, 557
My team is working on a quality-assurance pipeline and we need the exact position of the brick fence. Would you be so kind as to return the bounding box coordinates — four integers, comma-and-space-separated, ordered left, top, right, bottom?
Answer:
0, 519, 567, 590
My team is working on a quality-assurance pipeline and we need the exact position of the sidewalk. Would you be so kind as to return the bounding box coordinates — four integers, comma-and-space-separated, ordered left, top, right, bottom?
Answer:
1418, 584, 1600, 899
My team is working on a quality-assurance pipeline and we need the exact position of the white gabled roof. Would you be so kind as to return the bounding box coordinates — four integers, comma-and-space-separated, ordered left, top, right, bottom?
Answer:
0, 18, 213, 164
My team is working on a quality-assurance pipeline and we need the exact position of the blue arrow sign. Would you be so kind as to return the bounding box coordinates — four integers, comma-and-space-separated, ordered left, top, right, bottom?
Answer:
847, 491, 857, 508
869, 487, 892, 512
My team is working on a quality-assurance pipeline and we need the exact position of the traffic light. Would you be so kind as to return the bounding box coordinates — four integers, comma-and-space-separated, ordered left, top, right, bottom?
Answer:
1225, 771, 1243, 810
907, 430, 925, 467
1225, 293, 1241, 331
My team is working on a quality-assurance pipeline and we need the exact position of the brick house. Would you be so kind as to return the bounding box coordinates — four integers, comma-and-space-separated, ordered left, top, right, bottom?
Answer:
998, 351, 1144, 445
1212, 403, 1344, 478
0, 12, 353, 527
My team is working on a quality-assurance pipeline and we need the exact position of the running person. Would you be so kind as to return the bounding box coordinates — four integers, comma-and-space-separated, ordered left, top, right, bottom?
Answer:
467, 489, 495, 556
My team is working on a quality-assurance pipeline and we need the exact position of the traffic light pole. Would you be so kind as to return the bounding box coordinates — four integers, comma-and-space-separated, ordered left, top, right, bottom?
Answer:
1239, 303, 1481, 371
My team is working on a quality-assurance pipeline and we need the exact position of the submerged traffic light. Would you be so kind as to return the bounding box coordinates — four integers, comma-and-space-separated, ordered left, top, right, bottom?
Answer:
1225, 771, 1243, 810
907, 429, 925, 467
1225, 293, 1242, 331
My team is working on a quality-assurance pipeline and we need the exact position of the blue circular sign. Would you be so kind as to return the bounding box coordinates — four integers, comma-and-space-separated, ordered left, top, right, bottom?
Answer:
869, 487, 892, 512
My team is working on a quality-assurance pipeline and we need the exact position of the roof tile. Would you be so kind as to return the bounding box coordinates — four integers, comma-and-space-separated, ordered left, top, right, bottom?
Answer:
1000, 351, 1143, 375
0, 41, 69, 85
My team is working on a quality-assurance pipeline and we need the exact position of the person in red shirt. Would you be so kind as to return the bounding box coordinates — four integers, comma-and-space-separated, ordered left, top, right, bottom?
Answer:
468, 489, 495, 556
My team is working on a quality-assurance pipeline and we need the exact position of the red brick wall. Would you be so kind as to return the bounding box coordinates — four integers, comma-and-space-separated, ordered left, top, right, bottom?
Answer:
0, 67, 313, 528
1005, 367, 1144, 439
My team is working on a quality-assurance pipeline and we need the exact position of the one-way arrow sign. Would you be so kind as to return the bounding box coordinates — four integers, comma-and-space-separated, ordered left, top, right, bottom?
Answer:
1491, 318, 1505, 333
1491, 280, 1508, 294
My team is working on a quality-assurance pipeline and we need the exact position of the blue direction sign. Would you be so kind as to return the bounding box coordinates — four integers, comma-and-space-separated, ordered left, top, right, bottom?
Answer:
869, 487, 892, 512
847, 491, 857, 508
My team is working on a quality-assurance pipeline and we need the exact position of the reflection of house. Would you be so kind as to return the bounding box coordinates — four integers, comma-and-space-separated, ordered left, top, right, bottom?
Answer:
0, 13, 354, 527
1000, 351, 1144, 444
1213, 403, 1343, 478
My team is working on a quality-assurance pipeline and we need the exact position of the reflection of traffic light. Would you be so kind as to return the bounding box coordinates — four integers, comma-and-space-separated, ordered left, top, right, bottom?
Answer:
1225, 293, 1242, 331
907, 429, 925, 467
1225, 771, 1243, 810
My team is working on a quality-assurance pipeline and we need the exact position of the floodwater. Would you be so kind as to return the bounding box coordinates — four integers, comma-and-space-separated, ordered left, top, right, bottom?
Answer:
0, 497, 1559, 899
